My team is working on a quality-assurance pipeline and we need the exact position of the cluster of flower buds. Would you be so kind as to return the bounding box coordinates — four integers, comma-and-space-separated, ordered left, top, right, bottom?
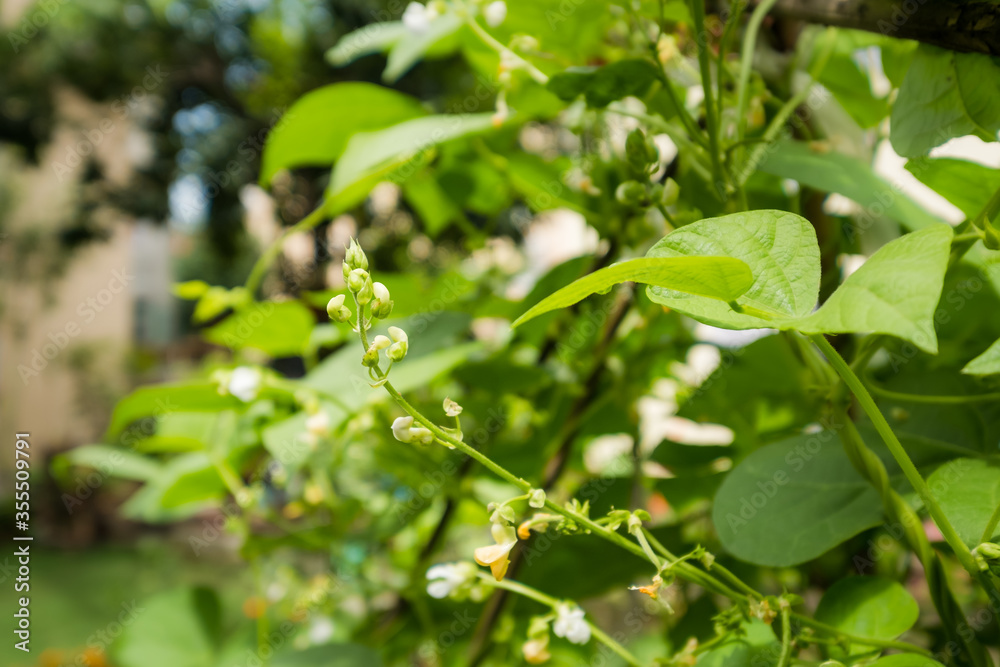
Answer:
625, 127, 659, 176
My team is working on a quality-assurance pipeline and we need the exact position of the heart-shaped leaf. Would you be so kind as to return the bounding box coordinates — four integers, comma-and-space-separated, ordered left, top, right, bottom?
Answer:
927, 458, 1000, 547
511, 256, 753, 328
815, 576, 919, 654
964, 338, 1000, 376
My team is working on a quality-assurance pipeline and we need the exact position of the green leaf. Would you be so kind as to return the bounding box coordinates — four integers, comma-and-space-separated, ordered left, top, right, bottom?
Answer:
927, 458, 1000, 547
810, 28, 889, 129
757, 140, 941, 230
890, 45, 1000, 157
262, 401, 349, 469
327, 113, 497, 214
107, 382, 240, 439
155, 453, 227, 509
964, 337, 1000, 376
511, 256, 754, 328
203, 301, 315, 358
870, 657, 945, 667
271, 644, 382, 667
113, 588, 218, 667
815, 576, 919, 654
712, 431, 884, 567
695, 620, 779, 667
794, 224, 953, 353
326, 22, 409, 67
259, 83, 426, 186
646, 210, 821, 330
383, 13, 462, 83
547, 59, 661, 107
62, 444, 160, 482
906, 158, 1000, 221
134, 412, 219, 453
402, 168, 462, 236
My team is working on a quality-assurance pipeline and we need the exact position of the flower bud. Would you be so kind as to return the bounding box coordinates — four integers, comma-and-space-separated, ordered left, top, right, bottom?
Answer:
347, 268, 369, 293
362, 346, 379, 367
388, 326, 408, 343
392, 416, 414, 443
345, 238, 368, 271
411, 427, 434, 445
625, 128, 658, 174
528, 489, 546, 509
615, 180, 647, 206
326, 294, 351, 322
983, 222, 1000, 251
371, 282, 394, 319
372, 334, 391, 350
388, 341, 408, 362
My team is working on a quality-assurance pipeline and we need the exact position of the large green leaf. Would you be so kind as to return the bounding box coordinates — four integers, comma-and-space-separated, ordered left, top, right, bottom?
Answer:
815, 576, 919, 654
327, 113, 497, 213
107, 382, 241, 439
871, 657, 945, 667
757, 140, 941, 230
547, 59, 661, 107
113, 588, 219, 667
646, 210, 821, 329
927, 458, 1000, 547
326, 22, 409, 67
383, 13, 462, 83
712, 431, 884, 567
964, 338, 1000, 376
511, 256, 753, 327
890, 45, 1000, 157
259, 83, 426, 185
794, 224, 953, 353
203, 301, 315, 358
906, 158, 1000, 221
62, 444, 160, 482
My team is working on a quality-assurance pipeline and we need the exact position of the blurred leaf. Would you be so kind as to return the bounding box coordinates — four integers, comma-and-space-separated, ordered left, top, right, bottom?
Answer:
402, 168, 463, 236
327, 113, 497, 213
156, 453, 227, 509
326, 22, 409, 67
927, 458, 1000, 547
890, 45, 1000, 157
964, 338, 1000, 376
695, 620, 779, 667
512, 256, 754, 327
757, 140, 941, 230
107, 383, 240, 440
259, 83, 426, 185
61, 444, 160, 482
794, 224, 953, 353
906, 157, 1000, 221
262, 401, 349, 469
113, 588, 219, 667
547, 59, 660, 107
173, 280, 210, 300
712, 431, 884, 567
203, 301, 315, 357
383, 13, 463, 83
809, 28, 890, 128
271, 644, 382, 667
870, 657, 945, 667
646, 210, 820, 329
134, 412, 219, 453
815, 576, 919, 653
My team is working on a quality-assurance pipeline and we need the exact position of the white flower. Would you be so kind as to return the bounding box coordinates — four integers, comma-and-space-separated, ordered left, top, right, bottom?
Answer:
307, 616, 335, 644
483, 1, 507, 27
426, 562, 472, 599
392, 416, 414, 443
306, 410, 330, 437
443, 397, 463, 417
228, 367, 261, 403
388, 326, 408, 344
372, 335, 391, 350
402, 2, 431, 33
553, 605, 591, 645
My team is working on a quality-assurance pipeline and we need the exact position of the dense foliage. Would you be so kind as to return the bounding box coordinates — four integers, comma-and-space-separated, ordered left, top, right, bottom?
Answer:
60, 1, 1000, 666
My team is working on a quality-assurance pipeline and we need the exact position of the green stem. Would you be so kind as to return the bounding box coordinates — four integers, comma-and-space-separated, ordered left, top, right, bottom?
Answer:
864, 373, 1000, 405
776, 606, 793, 667
791, 614, 935, 658
466, 19, 548, 85
479, 575, 644, 666
735, 0, 779, 146
687, 0, 725, 194
982, 502, 1000, 545
811, 335, 982, 578
244, 201, 329, 298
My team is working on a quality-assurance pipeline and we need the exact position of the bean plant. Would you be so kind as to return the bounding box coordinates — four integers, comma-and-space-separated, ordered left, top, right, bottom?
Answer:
65, 1, 1000, 666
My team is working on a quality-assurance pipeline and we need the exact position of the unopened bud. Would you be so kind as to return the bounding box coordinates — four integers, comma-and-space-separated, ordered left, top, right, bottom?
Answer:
615, 180, 647, 206
371, 282, 394, 319
372, 335, 391, 350
348, 268, 369, 293
362, 346, 379, 367
392, 416, 414, 443
345, 238, 368, 271
326, 294, 351, 322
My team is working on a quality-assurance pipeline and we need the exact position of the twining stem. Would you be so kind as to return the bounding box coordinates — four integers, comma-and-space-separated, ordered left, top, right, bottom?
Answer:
982, 503, 1000, 545
776, 606, 793, 667
735, 0, 779, 147
790, 614, 936, 658
687, 0, 725, 192
864, 372, 1000, 405
475, 574, 644, 666
811, 334, 981, 577
244, 201, 329, 298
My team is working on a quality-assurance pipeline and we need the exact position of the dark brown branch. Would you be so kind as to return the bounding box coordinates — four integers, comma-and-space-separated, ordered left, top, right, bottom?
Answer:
770, 0, 1000, 56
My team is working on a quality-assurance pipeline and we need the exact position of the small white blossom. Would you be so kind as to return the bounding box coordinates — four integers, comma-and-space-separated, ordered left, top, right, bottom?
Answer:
392, 416, 414, 443
306, 410, 330, 437
402, 2, 431, 33
228, 367, 261, 403
553, 605, 591, 645
372, 335, 391, 350
443, 397, 463, 417
426, 562, 473, 599
483, 1, 507, 27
